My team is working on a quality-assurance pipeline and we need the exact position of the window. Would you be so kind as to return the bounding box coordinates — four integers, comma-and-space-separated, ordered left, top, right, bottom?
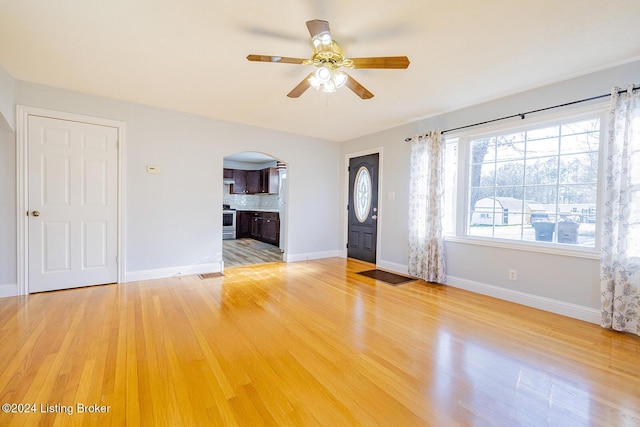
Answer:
445, 109, 605, 251
354, 166, 372, 223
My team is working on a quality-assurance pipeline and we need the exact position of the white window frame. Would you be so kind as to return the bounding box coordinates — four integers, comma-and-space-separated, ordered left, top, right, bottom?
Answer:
444, 103, 608, 259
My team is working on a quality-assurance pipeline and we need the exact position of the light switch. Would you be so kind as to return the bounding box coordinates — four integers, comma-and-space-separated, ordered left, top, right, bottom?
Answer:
388, 191, 395, 200
147, 165, 160, 174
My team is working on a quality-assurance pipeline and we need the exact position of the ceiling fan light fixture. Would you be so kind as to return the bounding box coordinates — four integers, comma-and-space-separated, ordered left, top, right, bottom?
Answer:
319, 33, 332, 45
333, 70, 347, 88
316, 66, 332, 83
312, 32, 333, 52
308, 74, 321, 90
323, 79, 336, 93
308, 68, 347, 93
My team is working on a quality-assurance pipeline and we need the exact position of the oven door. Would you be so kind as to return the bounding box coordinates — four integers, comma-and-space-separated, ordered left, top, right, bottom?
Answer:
222, 210, 236, 240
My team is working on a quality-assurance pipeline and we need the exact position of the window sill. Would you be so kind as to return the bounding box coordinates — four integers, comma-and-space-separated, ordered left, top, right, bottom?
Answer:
443, 235, 600, 260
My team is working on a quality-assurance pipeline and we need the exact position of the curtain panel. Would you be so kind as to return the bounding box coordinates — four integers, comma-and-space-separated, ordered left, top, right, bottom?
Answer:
601, 84, 640, 336
408, 130, 446, 283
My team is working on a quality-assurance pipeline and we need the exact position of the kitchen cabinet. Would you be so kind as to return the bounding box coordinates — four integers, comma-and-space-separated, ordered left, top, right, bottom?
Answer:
236, 211, 280, 246
230, 169, 247, 194
236, 211, 252, 238
246, 170, 262, 194
227, 168, 279, 194
261, 212, 280, 245
261, 168, 279, 194
223, 168, 234, 179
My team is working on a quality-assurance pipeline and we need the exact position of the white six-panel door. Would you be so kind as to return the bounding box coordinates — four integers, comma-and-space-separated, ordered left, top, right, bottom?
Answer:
28, 115, 118, 293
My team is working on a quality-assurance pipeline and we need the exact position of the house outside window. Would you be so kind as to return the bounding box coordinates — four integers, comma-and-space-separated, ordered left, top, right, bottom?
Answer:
443, 106, 606, 254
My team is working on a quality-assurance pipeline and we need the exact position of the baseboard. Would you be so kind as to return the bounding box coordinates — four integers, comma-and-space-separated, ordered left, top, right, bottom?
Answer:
369, 259, 600, 324
376, 260, 409, 275
0, 283, 18, 298
285, 250, 341, 263
124, 262, 223, 283
446, 275, 600, 324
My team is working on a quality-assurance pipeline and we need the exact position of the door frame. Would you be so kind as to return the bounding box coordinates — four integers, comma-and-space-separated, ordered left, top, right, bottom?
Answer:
344, 147, 383, 264
16, 106, 126, 295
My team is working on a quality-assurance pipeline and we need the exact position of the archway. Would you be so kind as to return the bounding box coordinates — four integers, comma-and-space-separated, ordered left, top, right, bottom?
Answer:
222, 152, 287, 268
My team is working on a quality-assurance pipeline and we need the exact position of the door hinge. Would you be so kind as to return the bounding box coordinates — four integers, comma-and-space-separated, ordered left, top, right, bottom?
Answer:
346, 243, 348, 249
346, 204, 349, 211
347, 166, 350, 172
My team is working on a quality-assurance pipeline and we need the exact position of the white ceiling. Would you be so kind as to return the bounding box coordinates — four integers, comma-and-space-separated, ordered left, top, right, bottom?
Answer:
1, 1, 639, 142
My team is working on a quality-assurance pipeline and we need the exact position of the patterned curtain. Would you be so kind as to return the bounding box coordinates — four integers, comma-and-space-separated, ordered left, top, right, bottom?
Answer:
408, 130, 446, 283
601, 84, 640, 336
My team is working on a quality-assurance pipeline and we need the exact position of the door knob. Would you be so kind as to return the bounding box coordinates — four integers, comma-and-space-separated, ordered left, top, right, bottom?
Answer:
32, 211, 41, 217
372, 215, 377, 220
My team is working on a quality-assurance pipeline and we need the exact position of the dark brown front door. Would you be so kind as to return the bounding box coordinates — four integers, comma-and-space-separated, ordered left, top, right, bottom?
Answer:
347, 153, 379, 263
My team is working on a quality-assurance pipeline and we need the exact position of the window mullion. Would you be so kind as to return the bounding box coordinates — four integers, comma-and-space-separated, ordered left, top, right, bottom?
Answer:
554, 124, 562, 244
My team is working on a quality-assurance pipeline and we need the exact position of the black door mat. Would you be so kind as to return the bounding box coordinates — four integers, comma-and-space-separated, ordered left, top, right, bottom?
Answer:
357, 269, 415, 285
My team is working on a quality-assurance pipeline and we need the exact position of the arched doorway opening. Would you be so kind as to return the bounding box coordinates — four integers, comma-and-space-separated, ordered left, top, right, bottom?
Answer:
222, 152, 287, 267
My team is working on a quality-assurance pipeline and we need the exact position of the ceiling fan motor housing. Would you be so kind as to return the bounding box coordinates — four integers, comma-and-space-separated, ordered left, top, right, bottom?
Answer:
310, 42, 353, 70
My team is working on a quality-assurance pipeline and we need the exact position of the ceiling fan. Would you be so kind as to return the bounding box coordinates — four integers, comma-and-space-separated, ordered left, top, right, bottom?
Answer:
247, 19, 410, 99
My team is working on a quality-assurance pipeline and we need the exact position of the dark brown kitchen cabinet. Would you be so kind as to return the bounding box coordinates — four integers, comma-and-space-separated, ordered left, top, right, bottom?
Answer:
246, 170, 262, 194
261, 213, 280, 246
223, 168, 234, 179
261, 168, 279, 194
227, 168, 279, 194
236, 211, 252, 238
230, 169, 247, 194
236, 211, 279, 246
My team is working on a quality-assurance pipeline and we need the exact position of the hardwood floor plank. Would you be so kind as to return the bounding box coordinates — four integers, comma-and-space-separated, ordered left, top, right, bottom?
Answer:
0, 258, 638, 425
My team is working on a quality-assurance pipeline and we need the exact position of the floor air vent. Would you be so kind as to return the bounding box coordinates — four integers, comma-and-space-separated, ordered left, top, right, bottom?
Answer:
198, 272, 223, 280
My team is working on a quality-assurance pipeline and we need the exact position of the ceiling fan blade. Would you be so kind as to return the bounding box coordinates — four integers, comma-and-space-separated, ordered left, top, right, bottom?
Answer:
350, 56, 410, 69
246, 54, 307, 64
306, 19, 331, 39
287, 73, 314, 98
346, 74, 374, 99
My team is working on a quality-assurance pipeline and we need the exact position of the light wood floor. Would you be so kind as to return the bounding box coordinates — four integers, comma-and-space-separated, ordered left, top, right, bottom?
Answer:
223, 238, 282, 267
0, 258, 638, 426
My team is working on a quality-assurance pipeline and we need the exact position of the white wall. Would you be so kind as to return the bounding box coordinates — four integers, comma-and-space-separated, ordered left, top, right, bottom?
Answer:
10, 81, 341, 284
341, 59, 640, 322
0, 67, 16, 294
0, 65, 14, 131
0, 126, 16, 291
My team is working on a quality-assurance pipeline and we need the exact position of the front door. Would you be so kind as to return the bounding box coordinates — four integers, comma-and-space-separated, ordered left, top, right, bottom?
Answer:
347, 153, 379, 263
28, 115, 118, 293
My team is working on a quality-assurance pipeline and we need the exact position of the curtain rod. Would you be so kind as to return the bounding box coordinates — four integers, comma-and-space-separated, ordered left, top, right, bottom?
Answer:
404, 86, 637, 142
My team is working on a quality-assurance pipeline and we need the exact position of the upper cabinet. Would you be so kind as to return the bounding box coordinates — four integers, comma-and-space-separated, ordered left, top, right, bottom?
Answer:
229, 167, 279, 194
231, 169, 247, 193
246, 170, 262, 194
262, 168, 279, 194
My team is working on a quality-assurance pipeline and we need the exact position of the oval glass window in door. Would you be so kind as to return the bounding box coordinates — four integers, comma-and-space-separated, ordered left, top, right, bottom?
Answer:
354, 166, 372, 223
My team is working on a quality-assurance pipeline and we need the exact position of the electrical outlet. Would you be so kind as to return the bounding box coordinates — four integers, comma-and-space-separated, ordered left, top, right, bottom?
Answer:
509, 269, 517, 281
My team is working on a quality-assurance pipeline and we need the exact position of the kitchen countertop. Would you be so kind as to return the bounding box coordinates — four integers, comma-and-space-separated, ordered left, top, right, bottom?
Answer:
235, 208, 280, 213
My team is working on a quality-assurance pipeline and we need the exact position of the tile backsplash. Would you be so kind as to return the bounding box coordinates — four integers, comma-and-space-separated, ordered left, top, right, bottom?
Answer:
223, 184, 279, 210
